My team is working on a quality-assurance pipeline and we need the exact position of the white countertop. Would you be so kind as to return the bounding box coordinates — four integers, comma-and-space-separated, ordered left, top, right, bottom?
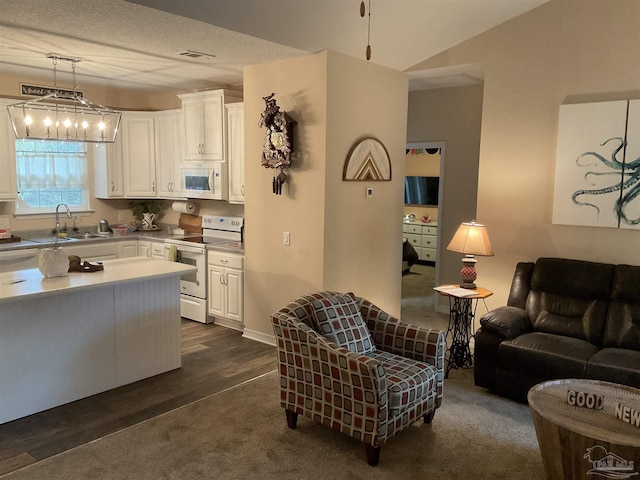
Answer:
0, 257, 196, 304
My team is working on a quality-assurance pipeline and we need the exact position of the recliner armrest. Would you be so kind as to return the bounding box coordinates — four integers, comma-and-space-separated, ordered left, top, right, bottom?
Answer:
479, 306, 532, 339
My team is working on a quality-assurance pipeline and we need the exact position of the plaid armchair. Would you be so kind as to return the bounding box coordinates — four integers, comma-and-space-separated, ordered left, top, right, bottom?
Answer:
271, 291, 445, 466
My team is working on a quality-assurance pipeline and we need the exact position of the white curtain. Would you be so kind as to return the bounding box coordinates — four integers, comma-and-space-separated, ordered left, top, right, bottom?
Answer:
16, 151, 87, 190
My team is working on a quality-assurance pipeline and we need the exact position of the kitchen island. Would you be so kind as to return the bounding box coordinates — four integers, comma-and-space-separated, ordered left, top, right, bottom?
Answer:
0, 257, 196, 424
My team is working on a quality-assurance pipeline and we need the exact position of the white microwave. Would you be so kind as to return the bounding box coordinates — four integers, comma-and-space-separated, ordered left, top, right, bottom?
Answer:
181, 163, 228, 200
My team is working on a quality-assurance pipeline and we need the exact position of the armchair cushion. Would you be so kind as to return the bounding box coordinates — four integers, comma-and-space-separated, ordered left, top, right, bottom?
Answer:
372, 350, 437, 416
311, 294, 376, 354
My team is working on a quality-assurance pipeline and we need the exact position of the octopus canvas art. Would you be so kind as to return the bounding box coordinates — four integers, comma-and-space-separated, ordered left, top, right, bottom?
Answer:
552, 100, 640, 229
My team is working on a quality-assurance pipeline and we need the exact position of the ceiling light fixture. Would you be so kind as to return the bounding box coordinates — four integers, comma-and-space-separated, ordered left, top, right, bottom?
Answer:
360, 0, 372, 60
6, 54, 122, 143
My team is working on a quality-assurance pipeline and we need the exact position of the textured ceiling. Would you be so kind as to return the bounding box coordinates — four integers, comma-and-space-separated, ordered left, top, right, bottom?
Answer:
0, 0, 548, 92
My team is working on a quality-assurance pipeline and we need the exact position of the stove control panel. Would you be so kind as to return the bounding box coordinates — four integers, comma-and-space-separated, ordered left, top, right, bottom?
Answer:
201, 215, 244, 232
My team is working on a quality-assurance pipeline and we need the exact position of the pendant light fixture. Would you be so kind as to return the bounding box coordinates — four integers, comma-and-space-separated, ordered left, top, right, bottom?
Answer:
6, 54, 122, 143
360, 0, 372, 60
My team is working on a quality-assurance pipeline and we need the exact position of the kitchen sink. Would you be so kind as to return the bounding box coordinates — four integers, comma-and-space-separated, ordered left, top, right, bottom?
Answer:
68, 233, 111, 240
28, 236, 79, 243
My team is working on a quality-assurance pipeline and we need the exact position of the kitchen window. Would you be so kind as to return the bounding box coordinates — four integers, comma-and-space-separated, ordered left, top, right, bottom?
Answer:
14, 139, 90, 215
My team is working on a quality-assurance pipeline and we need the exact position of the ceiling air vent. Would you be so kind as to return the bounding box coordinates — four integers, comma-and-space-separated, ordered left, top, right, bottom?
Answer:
177, 50, 216, 60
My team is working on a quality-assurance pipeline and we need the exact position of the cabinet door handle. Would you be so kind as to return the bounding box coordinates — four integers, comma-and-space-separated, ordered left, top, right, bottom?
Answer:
241, 185, 245, 196
152, 182, 155, 192
111, 181, 115, 192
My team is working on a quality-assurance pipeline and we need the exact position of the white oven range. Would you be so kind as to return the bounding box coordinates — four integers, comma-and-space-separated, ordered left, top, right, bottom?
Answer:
165, 215, 243, 323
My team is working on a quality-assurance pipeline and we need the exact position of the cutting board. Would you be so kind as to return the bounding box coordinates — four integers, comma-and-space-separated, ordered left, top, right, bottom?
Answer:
178, 214, 203, 234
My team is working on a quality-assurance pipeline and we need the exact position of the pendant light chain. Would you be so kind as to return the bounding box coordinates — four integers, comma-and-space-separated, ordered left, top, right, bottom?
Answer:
359, 0, 372, 60
52, 56, 58, 93
71, 60, 79, 96
367, 0, 371, 60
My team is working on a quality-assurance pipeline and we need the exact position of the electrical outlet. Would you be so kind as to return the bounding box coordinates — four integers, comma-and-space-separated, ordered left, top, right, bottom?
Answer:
283, 231, 290, 246
118, 210, 126, 222
0, 215, 10, 229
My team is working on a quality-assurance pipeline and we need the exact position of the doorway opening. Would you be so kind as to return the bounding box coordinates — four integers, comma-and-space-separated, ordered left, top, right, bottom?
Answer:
401, 141, 446, 330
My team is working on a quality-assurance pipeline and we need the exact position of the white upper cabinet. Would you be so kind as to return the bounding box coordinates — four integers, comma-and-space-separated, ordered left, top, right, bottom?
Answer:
179, 89, 242, 162
226, 103, 244, 204
121, 113, 156, 198
0, 100, 17, 200
155, 109, 184, 198
94, 135, 124, 198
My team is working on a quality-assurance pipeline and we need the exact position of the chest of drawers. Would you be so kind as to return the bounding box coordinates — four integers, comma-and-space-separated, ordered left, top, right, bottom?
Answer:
403, 223, 438, 262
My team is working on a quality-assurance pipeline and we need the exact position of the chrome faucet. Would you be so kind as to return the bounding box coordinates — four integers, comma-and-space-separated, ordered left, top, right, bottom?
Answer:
55, 203, 72, 236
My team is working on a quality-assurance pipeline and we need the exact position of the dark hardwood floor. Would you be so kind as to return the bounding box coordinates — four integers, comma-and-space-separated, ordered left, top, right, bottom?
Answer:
0, 320, 277, 476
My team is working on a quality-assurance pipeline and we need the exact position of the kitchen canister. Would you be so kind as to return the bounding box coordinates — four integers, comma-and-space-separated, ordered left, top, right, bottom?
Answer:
38, 247, 70, 278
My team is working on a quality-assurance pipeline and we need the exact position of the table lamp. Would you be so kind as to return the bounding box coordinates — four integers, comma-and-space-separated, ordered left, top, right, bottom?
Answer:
446, 220, 494, 289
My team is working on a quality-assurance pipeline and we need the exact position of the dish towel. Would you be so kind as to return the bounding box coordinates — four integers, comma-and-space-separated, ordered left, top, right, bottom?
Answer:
167, 244, 178, 262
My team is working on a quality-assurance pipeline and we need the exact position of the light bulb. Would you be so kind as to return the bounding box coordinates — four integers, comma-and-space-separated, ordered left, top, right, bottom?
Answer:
25, 115, 33, 126
44, 117, 52, 127
98, 121, 105, 131
81, 120, 89, 129
64, 118, 71, 128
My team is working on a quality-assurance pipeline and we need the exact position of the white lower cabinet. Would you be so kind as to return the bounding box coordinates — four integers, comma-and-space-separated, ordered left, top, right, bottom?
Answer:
63, 242, 118, 264
138, 240, 151, 258
207, 251, 244, 330
117, 241, 139, 259
138, 240, 165, 259
151, 241, 166, 259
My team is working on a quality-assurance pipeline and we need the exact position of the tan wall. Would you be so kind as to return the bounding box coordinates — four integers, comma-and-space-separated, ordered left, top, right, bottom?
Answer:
407, 85, 484, 298
243, 52, 328, 339
406, 151, 440, 176
0, 72, 181, 110
409, 0, 640, 308
243, 50, 408, 340
324, 51, 408, 315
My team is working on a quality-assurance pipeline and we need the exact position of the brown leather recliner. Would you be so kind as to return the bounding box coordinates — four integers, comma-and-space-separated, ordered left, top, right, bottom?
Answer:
474, 257, 640, 402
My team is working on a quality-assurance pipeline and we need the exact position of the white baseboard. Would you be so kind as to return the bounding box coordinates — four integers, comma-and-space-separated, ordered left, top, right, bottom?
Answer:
213, 317, 243, 332
242, 328, 276, 346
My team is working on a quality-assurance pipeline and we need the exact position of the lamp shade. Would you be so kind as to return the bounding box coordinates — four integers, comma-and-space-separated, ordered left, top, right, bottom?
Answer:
446, 221, 494, 256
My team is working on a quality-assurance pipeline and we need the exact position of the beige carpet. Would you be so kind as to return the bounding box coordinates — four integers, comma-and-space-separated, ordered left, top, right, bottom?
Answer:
2, 369, 544, 480
402, 263, 448, 331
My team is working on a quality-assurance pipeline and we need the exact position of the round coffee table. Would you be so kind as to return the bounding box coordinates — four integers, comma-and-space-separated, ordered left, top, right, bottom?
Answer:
528, 379, 640, 480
